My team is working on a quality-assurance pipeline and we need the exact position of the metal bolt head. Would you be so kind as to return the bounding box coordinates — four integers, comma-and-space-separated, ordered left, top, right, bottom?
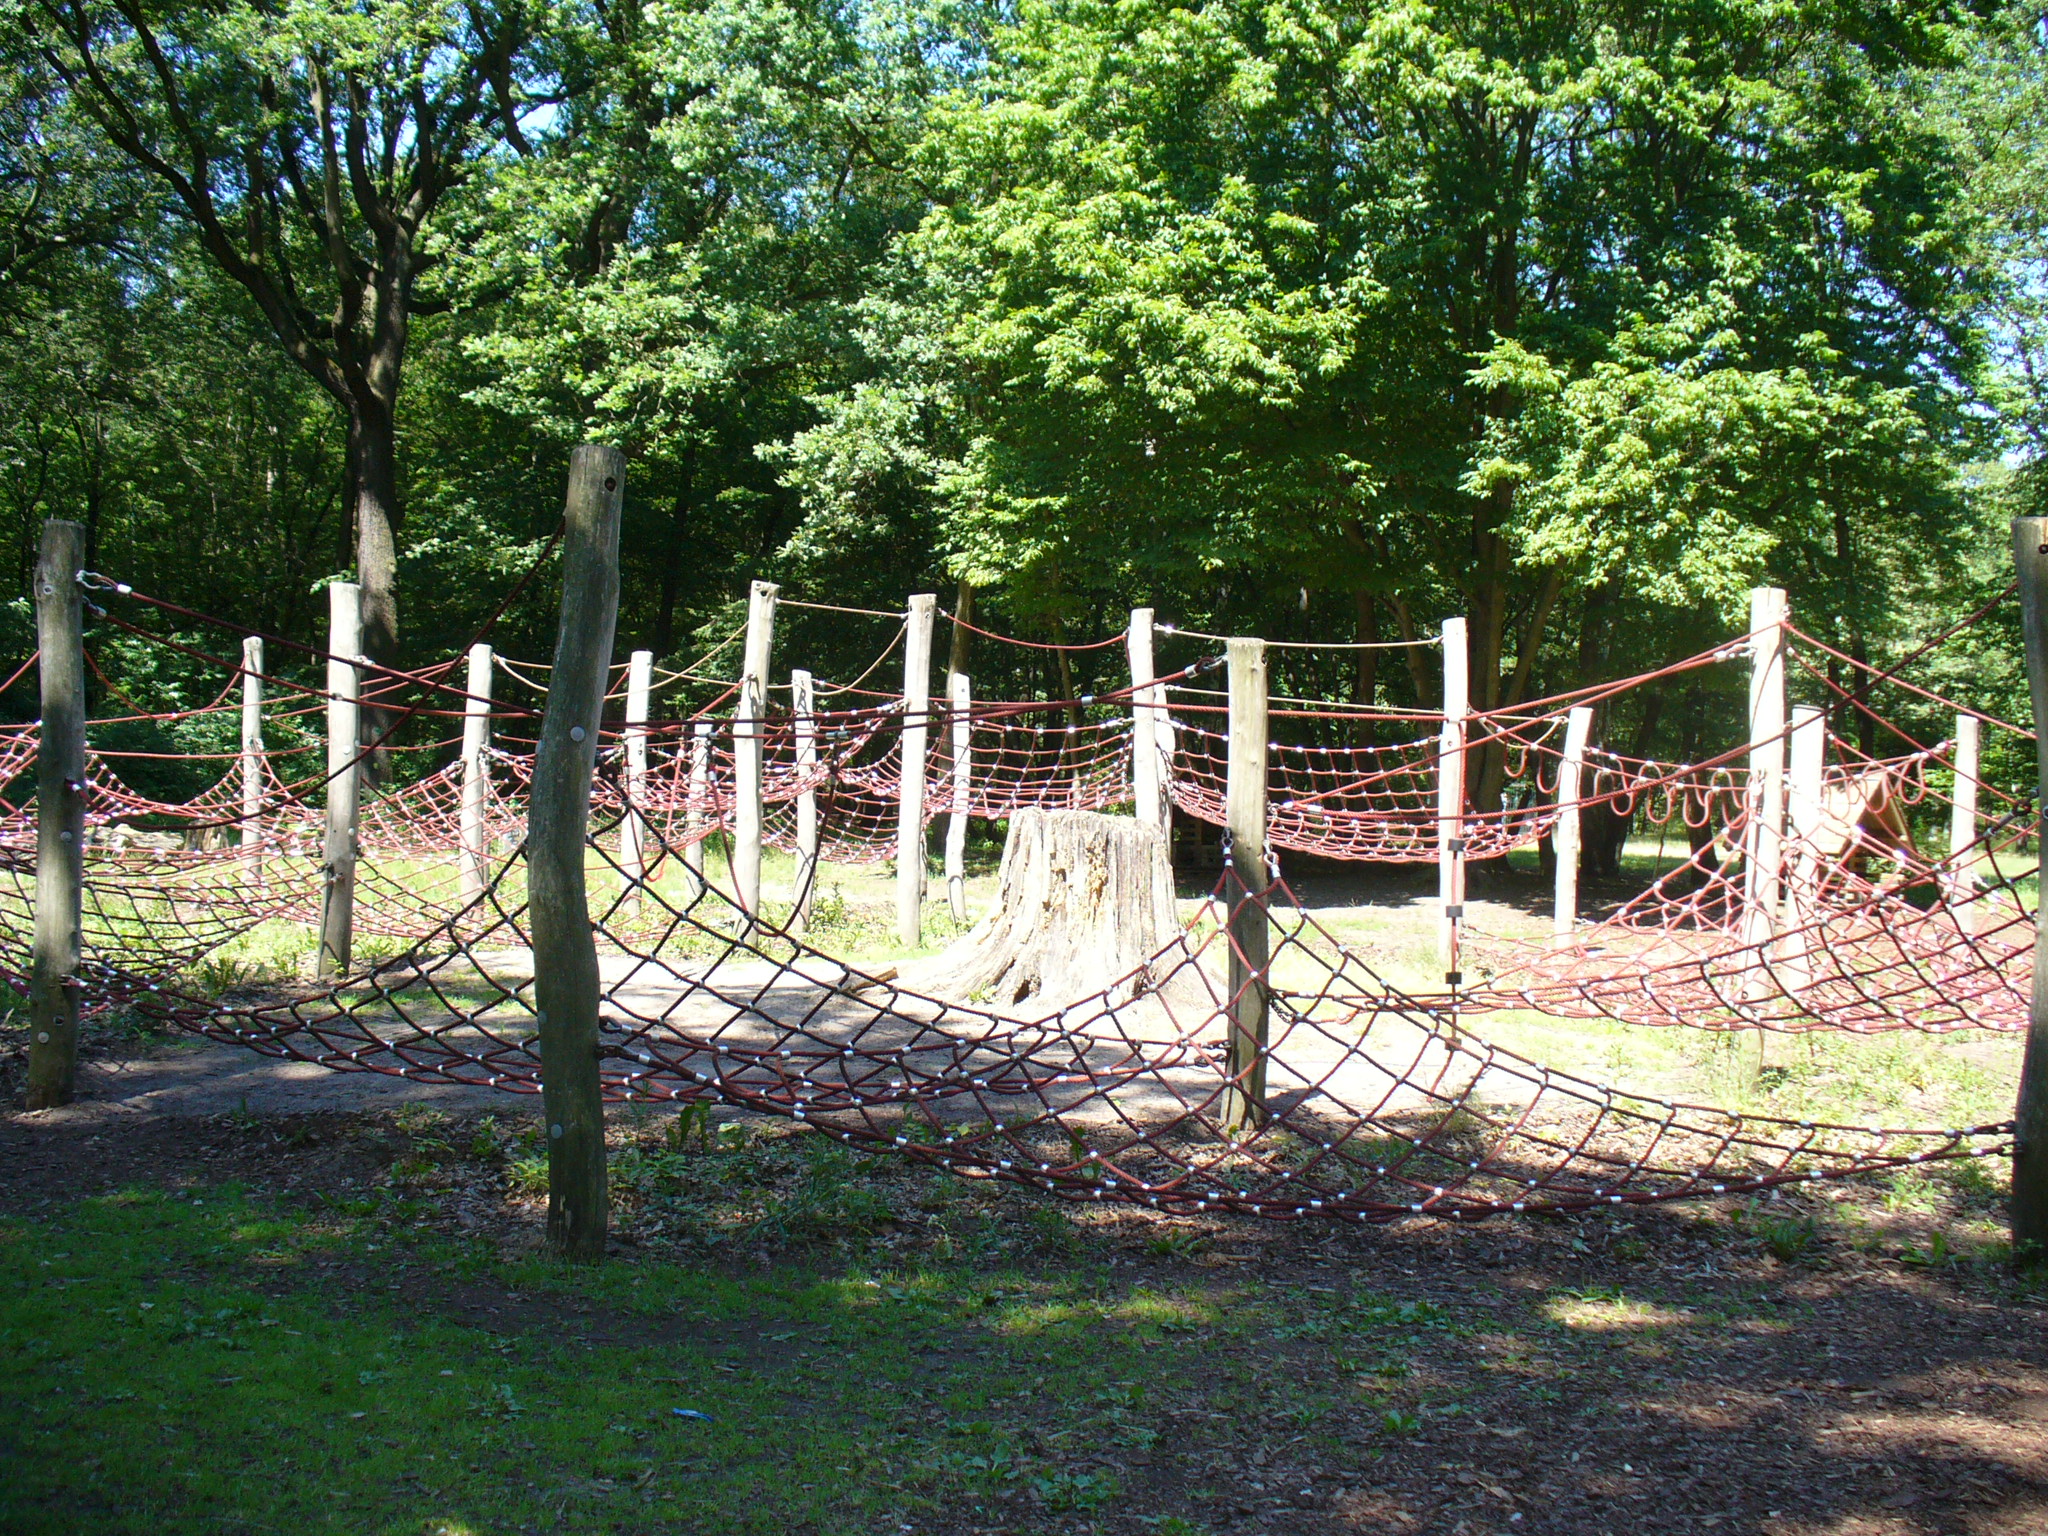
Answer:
550, 1123, 564, 1139
570, 726, 586, 742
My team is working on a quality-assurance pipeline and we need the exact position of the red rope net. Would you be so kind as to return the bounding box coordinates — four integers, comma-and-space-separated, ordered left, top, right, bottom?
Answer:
0, 584, 2029, 1222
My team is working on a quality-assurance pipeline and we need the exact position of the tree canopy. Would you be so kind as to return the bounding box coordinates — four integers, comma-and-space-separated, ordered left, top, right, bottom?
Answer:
0, 0, 2040, 766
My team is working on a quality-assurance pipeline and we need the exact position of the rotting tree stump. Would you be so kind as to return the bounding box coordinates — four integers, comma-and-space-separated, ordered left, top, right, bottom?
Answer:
921, 808, 1185, 1015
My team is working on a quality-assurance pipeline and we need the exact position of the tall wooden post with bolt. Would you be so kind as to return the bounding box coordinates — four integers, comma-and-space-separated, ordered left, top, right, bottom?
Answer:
621, 649, 653, 907
1127, 608, 1170, 835
458, 643, 493, 907
945, 670, 972, 923
791, 670, 819, 931
734, 581, 778, 925
895, 594, 937, 948
531, 446, 625, 1262
2009, 517, 2048, 1264
1436, 616, 1468, 976
1949, 714, 1982, 935
1551, 705, 1592, 937
239, 636, 264, 877
25, 519, 85, 1109
1221, 636, 1270, 1134
318, 582, 362, 978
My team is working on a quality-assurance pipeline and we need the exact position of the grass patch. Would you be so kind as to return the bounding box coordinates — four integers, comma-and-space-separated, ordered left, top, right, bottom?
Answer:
0, 1181, 1298, 1534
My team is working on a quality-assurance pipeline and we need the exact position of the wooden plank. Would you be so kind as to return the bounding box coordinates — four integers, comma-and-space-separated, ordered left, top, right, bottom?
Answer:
1551, 705, 1593, 938
896, 594, 937, 947
458, 643, 493, 907
1222, 635, 1270, 1134
2010, 516, 2048, 1264
791, 669, 818, 932
317, 581, 362, 979
25, 520, 85, 1109
734, 580, 779, 924
946, 670, 972, 923
529, 445, 625, 1262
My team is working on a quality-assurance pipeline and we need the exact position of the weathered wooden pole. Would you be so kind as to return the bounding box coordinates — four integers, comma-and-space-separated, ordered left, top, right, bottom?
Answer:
733, 580, 778, 925
945, 670, 972, 922
2009, 517, 2048, 1263
1126, 607, 1170, 836
458, 642, 493, 907
895, 593, 937, 948
1436, 616, 1469, 978
1551, 705, 1593, 938
683, 720, 711, 899
25, 520, 85, 1110
317, 582, 362, 978
1739, 587, 1789, 1001
1781, 703, 1827, 997
530, 444, 625, 1262
1222, 636, 1270, 1134
620, 649, 653, 908
239, 636, 264, 877
791, 669, 819, 932
1949, 712, 1981, 934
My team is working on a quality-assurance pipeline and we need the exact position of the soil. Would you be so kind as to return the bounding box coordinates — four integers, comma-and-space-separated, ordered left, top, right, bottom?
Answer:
6, 1024, 2048, 1536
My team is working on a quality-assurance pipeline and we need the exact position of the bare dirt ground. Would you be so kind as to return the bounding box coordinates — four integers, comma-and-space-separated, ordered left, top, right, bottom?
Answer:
5, 857, 2046, 1534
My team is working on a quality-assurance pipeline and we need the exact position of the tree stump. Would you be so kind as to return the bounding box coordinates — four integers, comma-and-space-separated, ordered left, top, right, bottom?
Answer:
921, 808, 1185, 1014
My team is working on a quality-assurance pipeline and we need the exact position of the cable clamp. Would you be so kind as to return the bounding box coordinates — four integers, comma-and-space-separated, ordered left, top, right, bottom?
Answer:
76, 570, 131, 595
1447, 838, 1467, 854
1444, 970, 1463, 986
1444, 903, 1464, 919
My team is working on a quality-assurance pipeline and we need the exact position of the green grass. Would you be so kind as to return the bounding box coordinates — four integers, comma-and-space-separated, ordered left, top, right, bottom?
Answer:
0, 1180, 1259, 1535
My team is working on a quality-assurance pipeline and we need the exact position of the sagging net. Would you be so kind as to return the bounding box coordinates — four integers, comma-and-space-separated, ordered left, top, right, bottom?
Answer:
99, 805, 2007, 1221
1, 577, 2031, 1221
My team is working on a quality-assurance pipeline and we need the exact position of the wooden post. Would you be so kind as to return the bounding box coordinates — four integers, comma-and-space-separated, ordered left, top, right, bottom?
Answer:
317, 581, 362, 979
1222, 636, 1270, 1133
945, 670, 972, 922
683, 720, 711, 900
530, 444, 625, 1263
2009, 517, 2048, 1263
1551, 705, 1593, 938
896, 593, 937, 948
24, 520, 85, 1110
1740, 588, 1789, 984
1437, 616, 1468, 977
791, 670, 818, 932
1126, 607, 1170, 835
458, 643, 493, 907
1949, 712, 1981, 934
733, 580, 779, 925
621, 649, 653, 907
239, 636, 264, 876
1782, 703, 1827, 996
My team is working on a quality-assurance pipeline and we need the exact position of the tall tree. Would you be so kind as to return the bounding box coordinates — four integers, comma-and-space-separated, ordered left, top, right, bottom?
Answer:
28, 0, 542, 665
782, 0, 1988, 730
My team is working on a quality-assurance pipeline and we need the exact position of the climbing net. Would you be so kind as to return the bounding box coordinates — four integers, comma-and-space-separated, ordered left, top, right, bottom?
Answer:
0, 575, 2029, 1221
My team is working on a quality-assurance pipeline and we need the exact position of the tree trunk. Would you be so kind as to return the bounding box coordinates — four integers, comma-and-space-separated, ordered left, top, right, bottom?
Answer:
920, 809, 1185, 1016
948, 578, 976, 679
1353, 589, 1378, 747
348, 401, 401, 675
